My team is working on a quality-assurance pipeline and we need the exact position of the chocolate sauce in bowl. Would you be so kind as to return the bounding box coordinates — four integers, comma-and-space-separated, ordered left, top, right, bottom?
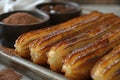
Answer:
40, 4, 77, 14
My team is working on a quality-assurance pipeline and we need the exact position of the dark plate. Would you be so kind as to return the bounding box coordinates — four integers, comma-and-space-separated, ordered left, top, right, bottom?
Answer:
36, 1, 81, 25
0, 10, 49, 48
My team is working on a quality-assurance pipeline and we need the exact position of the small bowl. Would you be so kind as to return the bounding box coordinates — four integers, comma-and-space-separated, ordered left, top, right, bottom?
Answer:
0, 10, 49, 48
36, 1, 81, 25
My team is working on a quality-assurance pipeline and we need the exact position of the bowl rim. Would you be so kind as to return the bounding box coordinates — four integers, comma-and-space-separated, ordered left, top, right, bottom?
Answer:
0, 10, 50, 27
35, 1, 81, 15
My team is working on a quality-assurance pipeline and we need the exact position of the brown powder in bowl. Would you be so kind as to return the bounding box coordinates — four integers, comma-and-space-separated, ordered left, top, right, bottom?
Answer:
0, 68, 22, 80
2, 12, 41, 25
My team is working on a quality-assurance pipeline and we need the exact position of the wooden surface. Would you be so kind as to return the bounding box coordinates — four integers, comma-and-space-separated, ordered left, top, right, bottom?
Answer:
0, 45, 32, 80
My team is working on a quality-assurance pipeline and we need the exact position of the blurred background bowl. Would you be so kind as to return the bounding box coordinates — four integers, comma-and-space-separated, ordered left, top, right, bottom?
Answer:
0, 10, 50, 48
36, 1, 81, 25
